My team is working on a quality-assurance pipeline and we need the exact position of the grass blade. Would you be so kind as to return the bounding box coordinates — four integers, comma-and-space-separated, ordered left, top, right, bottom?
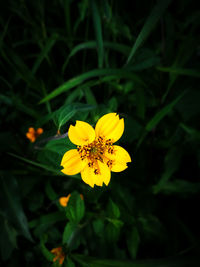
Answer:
32, 33, 58, 75
0, 175, 33, 242
39, 68, 146, 104
157, 67, 200, 78
126, 0, 171, 65
91, 0, 104, 68
62, 41, 131, 73
8, 153, 62, 175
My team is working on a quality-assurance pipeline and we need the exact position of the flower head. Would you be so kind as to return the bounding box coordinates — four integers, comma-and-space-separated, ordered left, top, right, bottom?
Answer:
59, 193, 84, 207
61, 113, 131, 187
26, 127, 43, 142
59, 194, 71, 207
51, 247, 65, 265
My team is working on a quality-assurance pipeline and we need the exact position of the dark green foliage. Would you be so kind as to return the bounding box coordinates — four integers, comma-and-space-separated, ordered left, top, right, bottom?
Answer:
0, 0, 200, 266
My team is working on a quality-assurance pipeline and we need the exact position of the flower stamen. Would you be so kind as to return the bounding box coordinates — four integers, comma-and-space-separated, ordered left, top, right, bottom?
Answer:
107, 160, 113, 168
77, 136, 114, 172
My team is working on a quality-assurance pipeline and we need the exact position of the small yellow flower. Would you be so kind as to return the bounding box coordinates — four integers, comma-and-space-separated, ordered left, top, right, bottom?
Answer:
51, 247, 65, 265
59, 193, 84, 207
26, 127, 43, 142
61, 113, 131, 187
59, 194, 71, 207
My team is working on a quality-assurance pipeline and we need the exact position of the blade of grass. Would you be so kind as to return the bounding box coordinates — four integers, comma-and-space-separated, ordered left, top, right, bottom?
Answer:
8, 153, 62, 175
62, 41, 130, 73
145, 90, 186, 132
157, 67, 200, 78
62, 41, 96, 73
40, 235, 54, 262
161, 37, 196, 102
2, 47, 41, 90
136, 90, 186, 150
32, 33, 58, 75
153, 147, 182, 194
91, 0, 104, 68
29, 211, 66, 228
0, 175, 33, 242
126, 0, 171, 65
39, 68, 146, 104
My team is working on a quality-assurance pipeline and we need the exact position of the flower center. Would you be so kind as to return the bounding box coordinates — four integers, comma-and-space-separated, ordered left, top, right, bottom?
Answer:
77, 136, 114, 174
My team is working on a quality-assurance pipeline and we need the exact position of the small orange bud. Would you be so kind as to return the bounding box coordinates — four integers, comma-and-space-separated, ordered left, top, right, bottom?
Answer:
59, 194, 71, 207
26, 127, 43, 142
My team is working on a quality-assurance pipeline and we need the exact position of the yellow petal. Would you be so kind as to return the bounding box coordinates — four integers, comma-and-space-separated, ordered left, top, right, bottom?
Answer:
68, 121, 95, 146
105, 145, 131, 172
95, 113, 124, 143
81, 160, 111, 187
98, 160, 111, 186
61, 149, 86, 175
80, 165, 95, 187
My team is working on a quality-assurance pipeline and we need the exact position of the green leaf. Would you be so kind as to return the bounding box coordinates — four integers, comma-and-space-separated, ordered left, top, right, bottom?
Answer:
66, 192, 85, 224
105, 222, 121, 243
62, 222, 77, 245
138, 215, 164, 240
84, 87, 97, 106
126, 227, 140, 259
62, 41, 130, 72
44, 137, 74, 156
54, 103, 95, 130
157, 67, 200, 78
0, 175, 32, 242
126, 0, 172, 64
8, 152, 62, 175
180, 123, 200, 141
160, 180, 200, 196
39, 68, 146, 103
29, 211, 66, 229
93, 219, 104, 237
40, 235, 54, 262
106, 199, 120, 219
65, 257, 76, 267
0, 218, 18, 261
45, 181, 58, 201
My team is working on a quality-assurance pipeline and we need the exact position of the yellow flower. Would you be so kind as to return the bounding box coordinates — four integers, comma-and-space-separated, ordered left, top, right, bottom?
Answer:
51, 247, 65, 265
60, 113, 131, 187
26, 127, 43, 142
59, 193, 84, 207
59, 194, 71, 207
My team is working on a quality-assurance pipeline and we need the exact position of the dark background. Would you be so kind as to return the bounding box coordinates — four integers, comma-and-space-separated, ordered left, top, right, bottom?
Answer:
0, 0, 200, 266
